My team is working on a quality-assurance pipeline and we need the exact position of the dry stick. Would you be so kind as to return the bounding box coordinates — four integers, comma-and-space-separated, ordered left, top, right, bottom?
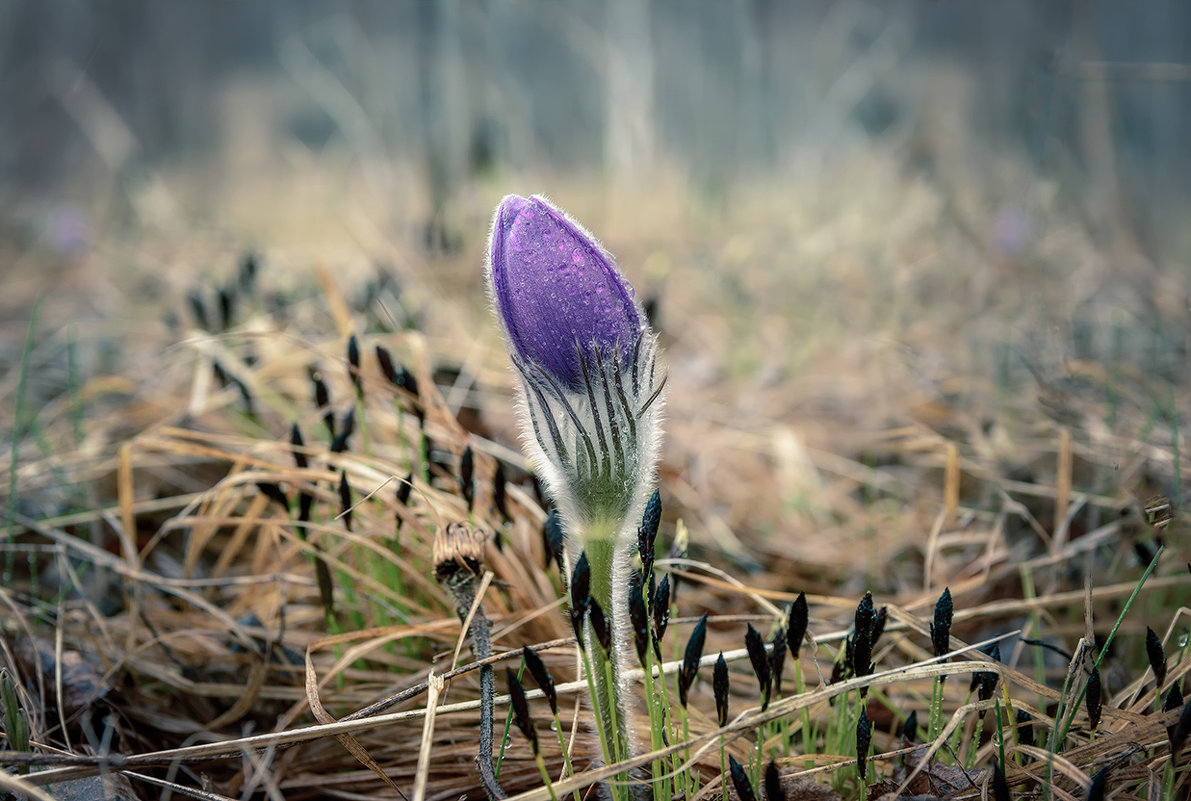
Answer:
470, 599, 506, 799
434, 525, 508, 801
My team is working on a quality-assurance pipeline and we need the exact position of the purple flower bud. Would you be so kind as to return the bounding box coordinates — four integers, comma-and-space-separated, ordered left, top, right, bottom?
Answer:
485, 193, 665, 537
489, 195, 642, 390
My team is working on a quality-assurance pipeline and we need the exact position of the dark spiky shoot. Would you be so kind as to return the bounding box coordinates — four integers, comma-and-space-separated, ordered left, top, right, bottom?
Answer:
238, 250, 258, 293
330, 407, 355, 453
1166, 682, 1185, 717
187, 288, 210, 330
523, 646, 579, 801
872, 605, 888, 649
991, 761, 1011, 801
651, 573, 670, 657
228, 369, 257, 418
745, 623, 772, 711
290, 422, 309, 468
971, 644, 1000, 720
375, 344, 399, 385
292, 484, 334, 616
257, 481, 288, 511
679, 613, 708, 708
212, 359, 229, 389
397, 365, 421, 404
460, 445, 475, 511
309, 367, 333, 435
377, 351, 420, 399
1171, 696, 1191, 762
787, 593, 808, 660
931, 586, 954, 660
378, 349, 422, 425
506, 667, 539, 753
928, 587, 953, 740
397, 471, 413, 507
902, 709, 918, 743
1087, 765, 1109, 801
297, 490, 314, 537
851, 592, 876, 688
783, 592, 814, 757
769, 625, 787, 697
1145, 626, 1167, 690
493, 461, 509, 521
589, 598, 611, 653
1085, 667, 1102, 731
569, 551, 591, 648
338, 470, 352, 531
637, 487, 662, 578
628, 573, 650, 665
764, 759, 783, 801
727, 755, 756, 801
856, 705, 871, 781
217, 286, 235, 331
347, 333, 362, 398
714, 652, 730, 727
522, 647, 557, 716
542, 510, 566, 573
1015, 709, 1034, 749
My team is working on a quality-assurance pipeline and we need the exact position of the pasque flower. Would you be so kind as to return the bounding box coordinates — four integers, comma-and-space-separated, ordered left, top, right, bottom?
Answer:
487, 193, 667, 765
488, 194, 665, 535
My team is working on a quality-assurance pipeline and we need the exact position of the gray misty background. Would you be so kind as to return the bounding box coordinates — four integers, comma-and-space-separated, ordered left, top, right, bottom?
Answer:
1, 0, 1189, 263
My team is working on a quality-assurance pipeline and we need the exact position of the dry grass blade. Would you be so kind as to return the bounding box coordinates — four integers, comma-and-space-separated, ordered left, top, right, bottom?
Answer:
1012, 745, 1095, 793
304, 642, 410, 800
0, 770, 58, 801
412, 673, 445, 801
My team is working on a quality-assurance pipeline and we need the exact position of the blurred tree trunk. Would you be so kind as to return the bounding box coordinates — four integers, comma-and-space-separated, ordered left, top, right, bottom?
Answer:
738, 0, 776, 169
417, 0, 467, 252
604, 0, 656, 181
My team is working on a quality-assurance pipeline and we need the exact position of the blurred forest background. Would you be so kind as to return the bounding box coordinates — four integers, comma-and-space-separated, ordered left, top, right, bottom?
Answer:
3, 0, 1190, 257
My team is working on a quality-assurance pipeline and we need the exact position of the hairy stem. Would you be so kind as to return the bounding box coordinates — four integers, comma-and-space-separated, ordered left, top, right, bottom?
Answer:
583, 525, 633, 762
474, 609, 507, 801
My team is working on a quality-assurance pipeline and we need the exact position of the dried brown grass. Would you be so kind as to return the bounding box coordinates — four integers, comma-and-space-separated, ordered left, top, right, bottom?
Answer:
1, 147, 1189, 800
